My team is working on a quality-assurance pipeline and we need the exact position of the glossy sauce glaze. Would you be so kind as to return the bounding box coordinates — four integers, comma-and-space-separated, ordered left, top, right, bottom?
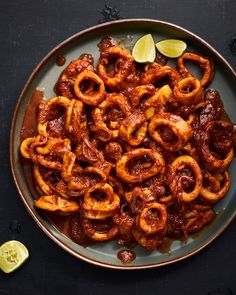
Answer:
21, 90, 46, 200
56, 55, 66, 67
21, 89, 45, 140
117, 249, 136, 264
20, 36, 236, 262
21, 90, 75, 240
20, 86, 236, 257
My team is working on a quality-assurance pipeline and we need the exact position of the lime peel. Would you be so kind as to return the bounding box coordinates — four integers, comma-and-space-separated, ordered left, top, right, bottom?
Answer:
132, 34, 156, 63
0, 240, 29, 274
156, 39, 187, 58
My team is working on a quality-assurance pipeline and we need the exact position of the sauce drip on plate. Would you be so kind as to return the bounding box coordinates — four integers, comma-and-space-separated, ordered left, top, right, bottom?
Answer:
117, 249, 136, 264
56, 55, 66, 66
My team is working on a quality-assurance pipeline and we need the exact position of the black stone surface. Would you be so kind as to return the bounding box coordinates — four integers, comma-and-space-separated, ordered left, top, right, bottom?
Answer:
0, 0, 236, 294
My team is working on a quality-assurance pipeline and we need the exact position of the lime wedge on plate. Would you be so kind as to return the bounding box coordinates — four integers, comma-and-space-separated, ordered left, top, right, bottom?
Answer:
132, 34, 156, 63
156, 39, 187, 58
0, 240, 29, 274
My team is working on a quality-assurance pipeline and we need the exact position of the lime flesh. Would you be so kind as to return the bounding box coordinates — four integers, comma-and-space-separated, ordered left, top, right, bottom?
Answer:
156, 39, 187, 58
0, 240, 29, 273
132, 34, 156, 63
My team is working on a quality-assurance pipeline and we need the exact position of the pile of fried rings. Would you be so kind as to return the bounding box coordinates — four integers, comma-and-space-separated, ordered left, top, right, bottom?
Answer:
20, 37, 234, 250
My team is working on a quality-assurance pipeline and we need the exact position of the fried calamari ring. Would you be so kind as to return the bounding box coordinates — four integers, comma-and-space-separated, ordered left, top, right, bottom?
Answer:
65, 99, 85, 141
89, 124, 112, 142
184, 101, 207, 125
168, 155, 202, 202
20, 137, 37, 159
61, 151, 90, 194
34, 195, 80, 213
148, 113, 192, 152
116, 148, 165, 183
112, 206, 136, 247
129, 84, 155, 107
144, 85, 172, 119
33, 166, 72, 199
119, 111, 147, 146
104, 142, 123, 165
36, 155, 63, 171
82, 183, 120, 219
84, 166, 109, 183
75, 132, 103, 164
91, 93, 131, 141
38, 96, 71, 137
94, 93, 131, 123
132, 226, 165, 250
173, 77, 204, 105
200, 121, 234, 172
56, 53, 94, 99
182, 143, 200, 161
92, 158, 112, 179
33, 165, 53, 195
158, 195, 175, 206
143, 174, 166, 197
83, 219, 118, 241
53, 179, 86, 198
141, 63, 161, 83
26, 137, 65, 171
184, 205, 215, 234
35, 138, 71, 156
98, 45, 134, 89
141, 64, 180, 88
200, 171, 230, 203
177, 52, 214, 87
74, 70, 106, 106
125, 187, 156, 213
107, 175, 124, 197
26, 137, 71, 171
136, 202, 167, 235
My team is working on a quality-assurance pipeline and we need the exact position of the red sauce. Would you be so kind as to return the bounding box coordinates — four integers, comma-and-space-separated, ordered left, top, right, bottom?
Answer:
68, 215, 94, 247
21, 90, 46, 200
46, 214, 70, 232
97, 36, 118, 52
117, 249, 136, 264
158, 125, 178, 144
157, 237, 172, 254
19, 40, 234, 254
56, 55, 66, 66
21, 89, 45, 140
22, 160, 39, 200
233, 125, 236, 152
155, 52, 168, 66
20, 89, 74, 238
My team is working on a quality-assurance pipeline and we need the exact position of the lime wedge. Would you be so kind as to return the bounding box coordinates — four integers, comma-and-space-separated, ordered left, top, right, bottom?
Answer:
155, 39, 187, 58
0, 240, 29, 274
132, 34, 156, 63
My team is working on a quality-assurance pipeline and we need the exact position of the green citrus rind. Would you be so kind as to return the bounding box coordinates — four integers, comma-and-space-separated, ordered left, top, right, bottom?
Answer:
132, 34, 156, 63
156, 39, 187, 58
0, 240, 29, 274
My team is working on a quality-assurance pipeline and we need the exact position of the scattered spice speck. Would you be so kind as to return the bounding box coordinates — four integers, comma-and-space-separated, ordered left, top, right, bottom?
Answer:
9, 219, 21, 234
98, 4, 123, 24
229, 37, 236, 55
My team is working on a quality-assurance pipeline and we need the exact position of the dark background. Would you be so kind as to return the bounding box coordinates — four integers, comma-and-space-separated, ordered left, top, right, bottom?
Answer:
1, 0, 236, 294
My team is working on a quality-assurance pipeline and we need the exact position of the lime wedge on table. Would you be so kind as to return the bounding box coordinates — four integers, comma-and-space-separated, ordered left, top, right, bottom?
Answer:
132, 34, 156, 63
0, 240, 29, 274
156, 39, 187, 58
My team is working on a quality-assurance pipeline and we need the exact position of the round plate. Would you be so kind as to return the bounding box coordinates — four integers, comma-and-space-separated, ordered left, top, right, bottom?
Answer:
10, 19, 236, 269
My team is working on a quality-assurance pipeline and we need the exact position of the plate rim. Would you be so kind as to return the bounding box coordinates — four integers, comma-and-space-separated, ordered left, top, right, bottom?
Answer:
10, 18, 236, 270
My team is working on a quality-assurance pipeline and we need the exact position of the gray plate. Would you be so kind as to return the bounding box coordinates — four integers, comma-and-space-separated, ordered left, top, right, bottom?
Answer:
10, 19, 236, 269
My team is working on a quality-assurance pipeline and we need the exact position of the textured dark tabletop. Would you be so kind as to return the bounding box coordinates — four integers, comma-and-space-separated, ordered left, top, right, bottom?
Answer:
1, 0, 236, 294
